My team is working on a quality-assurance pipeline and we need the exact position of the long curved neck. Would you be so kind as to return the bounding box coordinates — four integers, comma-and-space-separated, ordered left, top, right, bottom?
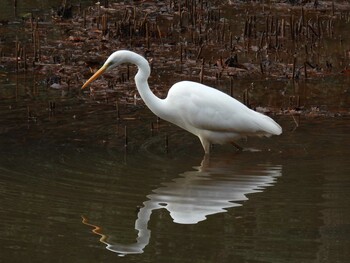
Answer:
124, 52, 168, 119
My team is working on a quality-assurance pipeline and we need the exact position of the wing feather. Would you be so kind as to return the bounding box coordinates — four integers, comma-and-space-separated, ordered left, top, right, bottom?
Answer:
167, 81, 281, 135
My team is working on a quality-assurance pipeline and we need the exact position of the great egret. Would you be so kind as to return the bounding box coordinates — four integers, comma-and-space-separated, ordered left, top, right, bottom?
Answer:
82, 50, 282, 153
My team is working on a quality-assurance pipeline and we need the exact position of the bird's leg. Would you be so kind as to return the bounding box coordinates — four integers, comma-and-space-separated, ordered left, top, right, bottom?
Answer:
200, 154, 210, 168
199, 137, 210, 154
231, 142, 243, 151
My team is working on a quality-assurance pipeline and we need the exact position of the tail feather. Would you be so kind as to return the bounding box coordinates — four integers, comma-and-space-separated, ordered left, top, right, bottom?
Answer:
254, 112, 282, 136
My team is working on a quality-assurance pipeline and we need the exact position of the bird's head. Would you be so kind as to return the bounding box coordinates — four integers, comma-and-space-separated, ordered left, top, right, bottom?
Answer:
81, 51, 125, 89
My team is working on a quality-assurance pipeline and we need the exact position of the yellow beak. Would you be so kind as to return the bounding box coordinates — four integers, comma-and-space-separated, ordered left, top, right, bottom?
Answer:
81, 64, 108, 89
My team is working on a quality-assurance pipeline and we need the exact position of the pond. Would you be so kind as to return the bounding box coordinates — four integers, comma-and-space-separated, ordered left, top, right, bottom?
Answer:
1, 1, 350, 262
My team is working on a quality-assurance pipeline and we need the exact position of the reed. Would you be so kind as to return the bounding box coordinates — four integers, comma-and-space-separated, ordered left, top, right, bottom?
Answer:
164, 134, 169, 153
199, 58, 204, 84
124, 126, 128, 148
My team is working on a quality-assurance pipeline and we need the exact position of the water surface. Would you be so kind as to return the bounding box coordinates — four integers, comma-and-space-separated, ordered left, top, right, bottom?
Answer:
1, 1, 350, 262
1, 73, 349, 262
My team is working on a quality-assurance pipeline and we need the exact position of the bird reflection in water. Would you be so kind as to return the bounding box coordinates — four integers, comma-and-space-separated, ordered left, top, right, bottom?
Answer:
82, 155, 282, 255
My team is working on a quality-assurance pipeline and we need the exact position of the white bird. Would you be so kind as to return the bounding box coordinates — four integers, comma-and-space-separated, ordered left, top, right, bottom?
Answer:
82, 50, 282, 154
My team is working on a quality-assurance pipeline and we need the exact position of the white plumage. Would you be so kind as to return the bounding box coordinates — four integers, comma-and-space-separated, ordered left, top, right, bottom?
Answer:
82, 50, 282, 154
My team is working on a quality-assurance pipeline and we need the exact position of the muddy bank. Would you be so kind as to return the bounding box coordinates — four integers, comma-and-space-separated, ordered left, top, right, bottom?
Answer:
1, 0, 349, 116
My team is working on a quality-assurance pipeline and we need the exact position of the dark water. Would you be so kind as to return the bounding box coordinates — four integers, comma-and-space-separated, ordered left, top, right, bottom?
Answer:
1, 1, 350, 263
1, 72, 350, 263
